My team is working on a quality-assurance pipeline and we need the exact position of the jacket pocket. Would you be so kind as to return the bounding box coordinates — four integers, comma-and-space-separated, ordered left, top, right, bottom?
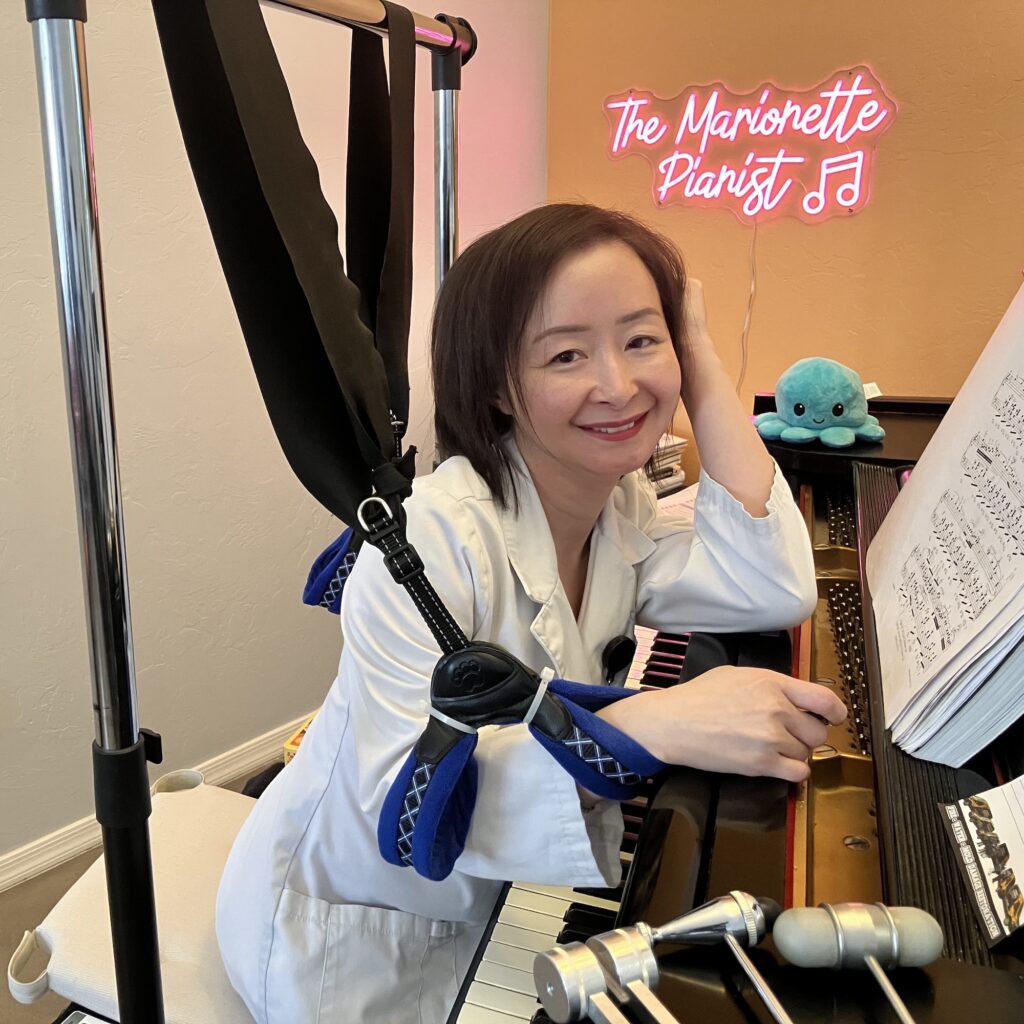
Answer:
267, 889, 462, 1024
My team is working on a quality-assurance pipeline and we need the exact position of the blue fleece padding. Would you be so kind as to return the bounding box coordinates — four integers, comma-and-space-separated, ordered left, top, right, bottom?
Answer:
410, 734, 478, 881
548, 678, 637, 711
377, 746, 420, 867
377, 682, 668, 877
302, 527, 356, 613
564, 697, 668, 777
530, 694, 667, 800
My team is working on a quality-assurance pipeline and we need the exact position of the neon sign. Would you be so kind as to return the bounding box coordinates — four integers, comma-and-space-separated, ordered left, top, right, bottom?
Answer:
605, 67, 897, 223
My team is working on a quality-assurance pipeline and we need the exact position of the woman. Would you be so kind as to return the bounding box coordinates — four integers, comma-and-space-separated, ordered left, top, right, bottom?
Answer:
216, 203, 846, 1024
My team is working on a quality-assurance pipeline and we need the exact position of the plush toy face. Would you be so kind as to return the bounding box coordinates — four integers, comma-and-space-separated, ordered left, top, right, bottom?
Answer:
776, 357, 868, 429
754, 357, 885, 448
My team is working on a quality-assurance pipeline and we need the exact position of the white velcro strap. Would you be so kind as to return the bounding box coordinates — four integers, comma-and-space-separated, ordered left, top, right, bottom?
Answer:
7, 930, 49, 1005
428, 705, 478, 734
523, 668, 554, 726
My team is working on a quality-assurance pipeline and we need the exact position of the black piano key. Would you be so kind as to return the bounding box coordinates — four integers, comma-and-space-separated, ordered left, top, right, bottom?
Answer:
561, 905, 616, 933
572, 884, 623, 902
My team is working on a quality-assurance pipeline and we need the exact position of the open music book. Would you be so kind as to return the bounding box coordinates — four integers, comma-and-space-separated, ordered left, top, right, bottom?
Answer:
865, 282, 1024, 766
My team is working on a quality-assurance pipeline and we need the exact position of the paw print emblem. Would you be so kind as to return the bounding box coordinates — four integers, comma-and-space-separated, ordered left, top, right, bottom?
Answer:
452, 658, 485, 694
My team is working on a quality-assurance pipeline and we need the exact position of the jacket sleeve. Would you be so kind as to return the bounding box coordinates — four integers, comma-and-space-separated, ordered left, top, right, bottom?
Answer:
633, 461, 817, 633
340, 485, 622, 888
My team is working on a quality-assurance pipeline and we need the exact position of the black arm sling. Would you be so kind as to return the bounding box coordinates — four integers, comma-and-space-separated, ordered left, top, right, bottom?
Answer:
150, 0, 666, 881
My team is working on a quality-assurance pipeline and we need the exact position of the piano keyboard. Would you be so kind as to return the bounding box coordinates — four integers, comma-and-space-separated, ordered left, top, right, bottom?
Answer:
626, 625, 689, 689
453, 881, 623, 1023
450, 631, 686, 1024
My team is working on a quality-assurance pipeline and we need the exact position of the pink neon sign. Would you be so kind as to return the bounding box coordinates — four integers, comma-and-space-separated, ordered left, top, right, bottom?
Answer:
605, 67, 897, 223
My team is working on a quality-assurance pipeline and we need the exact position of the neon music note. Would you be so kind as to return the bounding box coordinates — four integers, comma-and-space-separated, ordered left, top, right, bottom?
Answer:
802, 151, 865, 215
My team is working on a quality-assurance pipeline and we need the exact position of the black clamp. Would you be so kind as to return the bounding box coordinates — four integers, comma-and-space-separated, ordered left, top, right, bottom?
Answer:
431, 14, 477, 91
25, 0, 86, 21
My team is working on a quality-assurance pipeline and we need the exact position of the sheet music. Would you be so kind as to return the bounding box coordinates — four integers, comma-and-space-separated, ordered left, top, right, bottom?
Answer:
866, 282, 1024, 759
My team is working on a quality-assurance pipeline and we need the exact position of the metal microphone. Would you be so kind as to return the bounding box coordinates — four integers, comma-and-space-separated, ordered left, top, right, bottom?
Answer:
773, 902, 944, 1024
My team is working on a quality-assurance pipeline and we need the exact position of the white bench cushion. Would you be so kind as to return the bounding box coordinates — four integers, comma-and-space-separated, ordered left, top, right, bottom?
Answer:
8, 777, 257, 1024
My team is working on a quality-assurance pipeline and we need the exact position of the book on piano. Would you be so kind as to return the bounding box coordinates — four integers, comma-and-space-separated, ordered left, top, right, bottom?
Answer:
865, 281, 1024, 766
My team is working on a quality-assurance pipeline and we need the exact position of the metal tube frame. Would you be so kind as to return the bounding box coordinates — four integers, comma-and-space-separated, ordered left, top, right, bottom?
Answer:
270, 0, 475, 54
434, 87, 459, 288
26, 0, 467, 1021
31, 15, 138, 755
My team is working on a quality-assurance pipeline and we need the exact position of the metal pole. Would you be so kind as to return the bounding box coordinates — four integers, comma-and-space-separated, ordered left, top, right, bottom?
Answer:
30, 12, 138, 753
434, 87, 459, 289
432, 15, 472, 289
271, 0, 475, 54
27, 4, 165, 1021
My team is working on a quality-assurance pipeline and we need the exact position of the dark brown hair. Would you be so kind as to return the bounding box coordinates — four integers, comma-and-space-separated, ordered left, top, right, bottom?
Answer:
431, 203, 687, 507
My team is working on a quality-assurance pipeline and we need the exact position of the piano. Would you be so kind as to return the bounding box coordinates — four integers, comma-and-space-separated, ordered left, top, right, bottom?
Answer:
446, 396, 1024, 1024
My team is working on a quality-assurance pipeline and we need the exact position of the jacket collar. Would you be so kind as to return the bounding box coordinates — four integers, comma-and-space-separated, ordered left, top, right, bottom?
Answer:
496, 438, 656, 609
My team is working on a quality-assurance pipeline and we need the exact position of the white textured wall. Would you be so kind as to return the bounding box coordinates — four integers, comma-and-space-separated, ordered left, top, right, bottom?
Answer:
0, 0, 549, 859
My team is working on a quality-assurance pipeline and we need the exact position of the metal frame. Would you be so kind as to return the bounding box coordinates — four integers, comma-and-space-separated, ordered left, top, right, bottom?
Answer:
271, 0, 474, 53
25, 2, 469, 1020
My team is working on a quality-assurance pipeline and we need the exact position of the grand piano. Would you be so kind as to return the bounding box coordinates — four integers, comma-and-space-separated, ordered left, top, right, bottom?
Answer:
447, 396, 1024, 1024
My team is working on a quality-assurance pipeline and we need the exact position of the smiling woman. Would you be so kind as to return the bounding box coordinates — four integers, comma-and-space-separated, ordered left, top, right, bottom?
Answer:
432, 203, 688, 509
214, 202, 843, 1024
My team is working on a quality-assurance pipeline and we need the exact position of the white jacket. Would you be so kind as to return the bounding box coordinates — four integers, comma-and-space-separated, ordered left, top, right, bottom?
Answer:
215, 444, 816, 1024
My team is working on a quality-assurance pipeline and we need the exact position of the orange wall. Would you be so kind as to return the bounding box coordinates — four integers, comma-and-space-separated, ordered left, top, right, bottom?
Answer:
548, 0, 1024, 479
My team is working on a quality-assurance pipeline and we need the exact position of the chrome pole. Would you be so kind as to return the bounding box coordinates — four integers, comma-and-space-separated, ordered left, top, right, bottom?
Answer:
272, 0, 475, 53
31, 14, 137, 753
431, 16, 472, 289
434, 87, 459, 289
28, 4, 164, 1020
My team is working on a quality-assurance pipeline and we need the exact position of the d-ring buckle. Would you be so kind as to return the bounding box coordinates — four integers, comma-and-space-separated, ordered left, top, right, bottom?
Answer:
357, 496, 393, 534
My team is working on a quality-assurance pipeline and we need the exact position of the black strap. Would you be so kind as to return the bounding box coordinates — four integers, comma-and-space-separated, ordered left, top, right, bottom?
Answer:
345, 2, 416, 437
360, 500, 469, 655
150, 0, 402, 526
152, 0, 469, 656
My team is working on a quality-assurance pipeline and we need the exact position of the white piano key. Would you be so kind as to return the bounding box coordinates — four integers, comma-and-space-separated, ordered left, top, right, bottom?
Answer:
481, 939, 538, 973
465, 981, 541, 1019
511, 882, 620, 913
503, 887, 574, 918
496, 903, 563, 935
488, 922, 559, 953
455, 1003, 524, 1024
474, 959, 538, 996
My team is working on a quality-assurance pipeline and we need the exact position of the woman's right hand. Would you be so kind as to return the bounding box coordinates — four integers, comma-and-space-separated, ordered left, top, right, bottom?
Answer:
597, 667, 848, 783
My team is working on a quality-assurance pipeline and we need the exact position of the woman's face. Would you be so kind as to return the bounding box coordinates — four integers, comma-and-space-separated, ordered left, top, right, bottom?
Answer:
511, 240, 682, 494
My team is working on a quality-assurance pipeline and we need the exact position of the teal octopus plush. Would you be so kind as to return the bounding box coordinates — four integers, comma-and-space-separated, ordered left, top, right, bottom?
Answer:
755, 357, 885, 448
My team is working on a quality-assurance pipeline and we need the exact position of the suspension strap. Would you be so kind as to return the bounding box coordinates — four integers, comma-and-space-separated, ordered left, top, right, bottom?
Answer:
149, 0, 418, 528
358, 497, 470, 656
346, 2, 417, 437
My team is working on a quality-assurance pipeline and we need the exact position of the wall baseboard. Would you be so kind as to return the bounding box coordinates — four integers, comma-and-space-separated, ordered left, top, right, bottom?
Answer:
0, 712, 312, 895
